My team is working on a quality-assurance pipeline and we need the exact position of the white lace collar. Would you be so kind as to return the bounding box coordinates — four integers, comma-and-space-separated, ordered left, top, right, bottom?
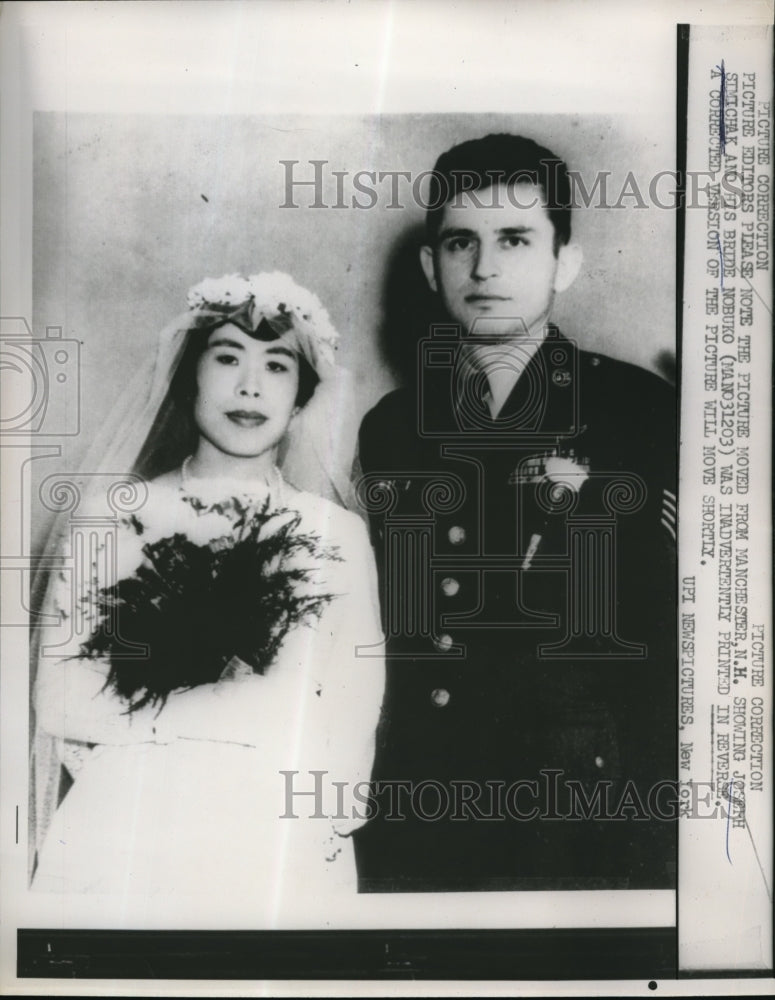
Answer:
179, 458, 287, 506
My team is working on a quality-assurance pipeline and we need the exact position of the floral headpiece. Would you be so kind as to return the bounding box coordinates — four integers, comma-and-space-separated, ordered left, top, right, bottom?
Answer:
186, 271, 340, 373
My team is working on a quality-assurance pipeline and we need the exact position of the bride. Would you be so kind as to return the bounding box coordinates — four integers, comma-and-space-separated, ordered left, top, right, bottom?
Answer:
30, 272, 384, 910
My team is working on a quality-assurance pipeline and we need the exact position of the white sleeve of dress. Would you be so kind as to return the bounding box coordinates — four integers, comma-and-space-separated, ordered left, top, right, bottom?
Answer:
310, 512, 386, 837
153, 509, 386, 757
34, 527, 162, 746
36, 623, 308, 749
36, 643, 294, 747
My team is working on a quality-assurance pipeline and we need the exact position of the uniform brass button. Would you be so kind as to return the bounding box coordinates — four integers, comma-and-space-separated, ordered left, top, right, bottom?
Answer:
590, 356, 600, 367
594, 756, 604, 768
430, 687, 450, 707
440, 576, 460, 597
434, 633, 454, 652
448, 525, 466, 545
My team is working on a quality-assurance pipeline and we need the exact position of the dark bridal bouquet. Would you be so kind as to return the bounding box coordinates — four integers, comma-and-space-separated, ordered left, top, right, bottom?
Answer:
78, 495, 339, 712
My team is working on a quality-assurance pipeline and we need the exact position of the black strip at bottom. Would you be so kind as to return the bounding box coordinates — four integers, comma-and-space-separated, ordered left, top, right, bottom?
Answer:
18, 927, 676, 980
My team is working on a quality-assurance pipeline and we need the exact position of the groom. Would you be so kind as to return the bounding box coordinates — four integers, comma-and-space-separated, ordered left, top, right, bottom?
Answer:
354, 133, 677, 892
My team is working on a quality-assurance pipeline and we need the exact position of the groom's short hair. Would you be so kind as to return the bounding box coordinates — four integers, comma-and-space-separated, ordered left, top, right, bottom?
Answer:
425, 133, 573, 253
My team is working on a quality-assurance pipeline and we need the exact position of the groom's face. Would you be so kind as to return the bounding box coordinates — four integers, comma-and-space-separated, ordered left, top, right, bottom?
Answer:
420, 181, 577, 339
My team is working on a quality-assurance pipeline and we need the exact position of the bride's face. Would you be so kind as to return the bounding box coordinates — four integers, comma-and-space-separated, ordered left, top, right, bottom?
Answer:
194, 323, 300, 460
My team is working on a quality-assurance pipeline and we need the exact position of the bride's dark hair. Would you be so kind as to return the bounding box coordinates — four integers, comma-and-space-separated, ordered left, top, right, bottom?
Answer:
134, 318, 319, 481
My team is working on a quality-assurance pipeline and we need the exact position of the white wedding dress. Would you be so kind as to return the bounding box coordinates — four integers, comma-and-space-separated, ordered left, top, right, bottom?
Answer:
31, 477, 384, 917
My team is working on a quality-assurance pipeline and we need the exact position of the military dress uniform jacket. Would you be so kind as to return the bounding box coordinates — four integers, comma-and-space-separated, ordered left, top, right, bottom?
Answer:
353, 327, 677, 892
